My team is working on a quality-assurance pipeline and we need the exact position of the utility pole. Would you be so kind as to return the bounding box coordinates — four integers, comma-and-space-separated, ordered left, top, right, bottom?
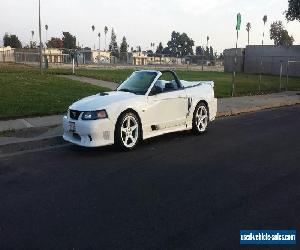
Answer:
38, 0, 43, 74
232, 13, 241, 97
260, 15, 267, 92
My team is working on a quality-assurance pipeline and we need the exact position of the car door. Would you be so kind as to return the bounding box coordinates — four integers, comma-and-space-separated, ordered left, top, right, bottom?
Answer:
145, 85, 188, 131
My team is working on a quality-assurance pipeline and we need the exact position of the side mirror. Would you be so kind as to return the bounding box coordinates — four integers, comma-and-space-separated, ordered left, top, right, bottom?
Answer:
149, 85, 163, 96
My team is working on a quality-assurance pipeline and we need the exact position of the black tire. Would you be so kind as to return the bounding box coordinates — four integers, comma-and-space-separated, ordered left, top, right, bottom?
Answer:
192, 103, 209, 134
114, 112, 141, 150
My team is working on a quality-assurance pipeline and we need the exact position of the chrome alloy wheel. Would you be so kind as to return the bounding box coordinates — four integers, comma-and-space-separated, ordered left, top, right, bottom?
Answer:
195, 105, 208, 132
121, 115, 139, 148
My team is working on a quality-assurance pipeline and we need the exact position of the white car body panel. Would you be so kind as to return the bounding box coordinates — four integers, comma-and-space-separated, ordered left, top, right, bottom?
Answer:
63, 70, 217, 147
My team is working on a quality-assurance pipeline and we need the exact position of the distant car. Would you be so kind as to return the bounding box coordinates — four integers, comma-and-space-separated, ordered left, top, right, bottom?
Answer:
63, 70, 217, 150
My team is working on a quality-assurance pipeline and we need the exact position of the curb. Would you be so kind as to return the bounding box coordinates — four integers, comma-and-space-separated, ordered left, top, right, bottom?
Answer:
0, 115, 63, 132
0, 136, 68, 157
216, 101, 300, 117
0, 103, 299, 156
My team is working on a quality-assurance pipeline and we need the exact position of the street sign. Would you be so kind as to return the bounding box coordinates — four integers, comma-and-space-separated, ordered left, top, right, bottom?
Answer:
236, 13, 242, 31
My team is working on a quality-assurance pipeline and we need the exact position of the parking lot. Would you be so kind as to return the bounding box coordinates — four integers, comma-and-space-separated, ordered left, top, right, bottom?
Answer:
0, 105, 299, 249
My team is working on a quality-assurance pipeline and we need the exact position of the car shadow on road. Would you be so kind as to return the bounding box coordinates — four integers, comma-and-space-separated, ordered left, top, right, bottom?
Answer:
65, 129, 210, 158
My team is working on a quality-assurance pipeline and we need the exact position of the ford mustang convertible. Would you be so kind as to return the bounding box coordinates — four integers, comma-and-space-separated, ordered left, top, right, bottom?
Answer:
63, 70, 217, 150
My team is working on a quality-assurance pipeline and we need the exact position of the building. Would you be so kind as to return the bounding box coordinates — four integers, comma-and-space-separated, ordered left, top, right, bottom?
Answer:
224, 45, 300, 77
148, 55, 185, 65
128, 51, 185, 66
0, 46, 15, 62
90, 50, 111, 64
223, 48, 245, 73
43, 48, 65, 63
244, 45, 300, 77
131, 52, 148, 65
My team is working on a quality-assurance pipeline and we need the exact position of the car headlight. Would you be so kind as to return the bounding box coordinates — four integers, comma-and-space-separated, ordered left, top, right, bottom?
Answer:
82, 110, 108, 120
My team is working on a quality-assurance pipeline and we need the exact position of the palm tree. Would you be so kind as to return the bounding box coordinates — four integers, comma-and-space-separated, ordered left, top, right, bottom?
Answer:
91, 25, 95, 49
98, 32, 101, 51
246, 22, 251, 45
262, 15, 267, 45
150, 42, 155, 52
104, 26, 108, 51
206, 36, 210, 61
45, 25, 48, 44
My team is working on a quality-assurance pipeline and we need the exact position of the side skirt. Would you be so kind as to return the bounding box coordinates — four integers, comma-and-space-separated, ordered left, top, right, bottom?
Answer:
143, 125, 192, 140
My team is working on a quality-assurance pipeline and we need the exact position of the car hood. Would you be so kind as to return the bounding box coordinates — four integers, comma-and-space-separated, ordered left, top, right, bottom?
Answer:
69, 91, 137, 111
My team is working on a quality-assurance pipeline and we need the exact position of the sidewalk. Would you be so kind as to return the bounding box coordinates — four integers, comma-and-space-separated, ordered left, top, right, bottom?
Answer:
0, 91, 299, 150
217, 91, 300, 117
57, 75, 119, 90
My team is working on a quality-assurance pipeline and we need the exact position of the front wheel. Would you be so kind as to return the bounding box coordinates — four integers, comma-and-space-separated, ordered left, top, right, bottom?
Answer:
115, 112, 140, 150
192, 103, 209, 134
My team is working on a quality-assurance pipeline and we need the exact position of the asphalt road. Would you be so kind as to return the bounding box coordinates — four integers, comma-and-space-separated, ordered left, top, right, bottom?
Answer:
0, 106, 299, 249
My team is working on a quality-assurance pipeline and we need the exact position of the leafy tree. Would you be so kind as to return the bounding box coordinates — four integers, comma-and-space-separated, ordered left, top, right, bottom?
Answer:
30, 41, 37, 49
195, 46, 204, 56
3, 33, 22, 48
285, 0, 300, 21
137, 46, 141, 52
246, 22, 251, 45
62, 32, 76, 49
46, 37, 64, 48
156, 42, 164, 54
165, 31, 194, 57
91, 25, 95, 32
109, 28, 119, 57
196, 46, 215, 60
120, 36, 128, 53
209, 46, 214, 60
205, 46, 209, 59
270, 21, 294, 46
146, 50, 154, 54
162, 47, 171, 55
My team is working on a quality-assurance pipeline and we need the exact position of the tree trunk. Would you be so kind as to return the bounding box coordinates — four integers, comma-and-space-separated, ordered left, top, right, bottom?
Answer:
248, 31, 249, 45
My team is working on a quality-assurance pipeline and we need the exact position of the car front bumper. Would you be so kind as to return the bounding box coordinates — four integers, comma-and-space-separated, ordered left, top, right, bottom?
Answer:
63, 116, 115, 147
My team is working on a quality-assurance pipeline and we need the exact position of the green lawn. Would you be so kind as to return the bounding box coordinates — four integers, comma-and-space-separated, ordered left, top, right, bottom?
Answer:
0, 64, 109, 119
50, 67, 300, 98
0, 63, 299, 119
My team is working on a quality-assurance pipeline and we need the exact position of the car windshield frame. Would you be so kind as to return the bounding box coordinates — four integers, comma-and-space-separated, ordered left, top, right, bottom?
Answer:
117, 71, 158, 95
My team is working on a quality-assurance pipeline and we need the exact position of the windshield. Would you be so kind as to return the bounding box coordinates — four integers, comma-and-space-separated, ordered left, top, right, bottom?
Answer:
118, 71, 158, 95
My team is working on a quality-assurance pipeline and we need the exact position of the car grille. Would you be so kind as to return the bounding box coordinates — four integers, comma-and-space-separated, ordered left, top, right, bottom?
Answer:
69, 110, 81, 120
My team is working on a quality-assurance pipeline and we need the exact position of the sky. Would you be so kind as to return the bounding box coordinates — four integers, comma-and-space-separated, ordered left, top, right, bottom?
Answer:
0, 0, 299, 54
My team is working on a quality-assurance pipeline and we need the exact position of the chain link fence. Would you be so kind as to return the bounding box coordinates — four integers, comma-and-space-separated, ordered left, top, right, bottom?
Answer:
0, 48, 224, 71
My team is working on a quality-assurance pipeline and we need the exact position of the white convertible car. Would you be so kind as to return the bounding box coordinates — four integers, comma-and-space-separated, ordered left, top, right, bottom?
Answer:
63, 70, 217, 150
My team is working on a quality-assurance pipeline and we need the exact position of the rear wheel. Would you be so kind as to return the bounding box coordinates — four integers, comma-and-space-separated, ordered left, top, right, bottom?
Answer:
115, 112, 140, 150
192, 103, 209, 134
